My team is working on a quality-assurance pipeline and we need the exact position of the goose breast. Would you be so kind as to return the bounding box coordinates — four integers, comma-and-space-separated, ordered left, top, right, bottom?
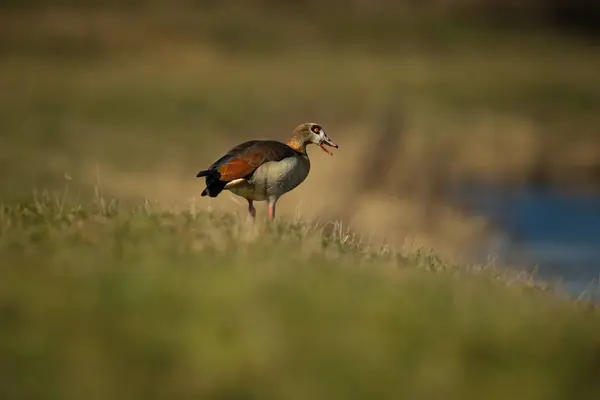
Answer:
229, 154, 310, 201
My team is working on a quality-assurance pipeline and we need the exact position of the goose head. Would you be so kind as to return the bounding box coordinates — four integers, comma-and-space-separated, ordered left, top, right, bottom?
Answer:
290, 122, 339, 155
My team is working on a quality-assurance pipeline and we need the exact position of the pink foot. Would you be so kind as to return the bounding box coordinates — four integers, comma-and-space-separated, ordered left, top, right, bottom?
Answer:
268, 203, 276, 219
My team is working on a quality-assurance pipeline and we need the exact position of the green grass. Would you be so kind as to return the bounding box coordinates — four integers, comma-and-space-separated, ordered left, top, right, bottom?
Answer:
1, 195, 599, 400
1, 7, 600, 397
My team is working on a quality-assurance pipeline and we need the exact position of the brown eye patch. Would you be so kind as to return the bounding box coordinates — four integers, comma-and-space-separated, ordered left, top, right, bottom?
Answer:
311, 125, 321, 133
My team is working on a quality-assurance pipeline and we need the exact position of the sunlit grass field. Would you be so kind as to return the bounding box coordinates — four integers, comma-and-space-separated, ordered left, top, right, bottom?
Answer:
1, 7, 599, 257
1, 195, 600, 400
2, 3, 600, 398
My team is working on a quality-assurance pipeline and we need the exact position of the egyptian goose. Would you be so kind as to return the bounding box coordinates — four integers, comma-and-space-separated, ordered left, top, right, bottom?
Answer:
196, 122, 338, 219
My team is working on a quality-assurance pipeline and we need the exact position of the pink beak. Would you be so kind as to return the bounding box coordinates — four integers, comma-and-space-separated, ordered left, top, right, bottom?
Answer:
319, 138, 339, 156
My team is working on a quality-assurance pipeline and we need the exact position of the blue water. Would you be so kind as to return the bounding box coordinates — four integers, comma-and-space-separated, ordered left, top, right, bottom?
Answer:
452, 183, 600, 298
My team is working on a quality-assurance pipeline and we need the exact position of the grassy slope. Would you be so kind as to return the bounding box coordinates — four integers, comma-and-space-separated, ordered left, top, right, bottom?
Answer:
1, 6, 600, 398
1, 197, 599, 400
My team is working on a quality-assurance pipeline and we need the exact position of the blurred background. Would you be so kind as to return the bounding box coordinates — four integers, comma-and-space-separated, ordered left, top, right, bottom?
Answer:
1, 0, 599, 294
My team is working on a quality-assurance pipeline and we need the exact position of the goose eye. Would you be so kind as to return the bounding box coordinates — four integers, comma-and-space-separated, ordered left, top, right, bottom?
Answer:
312, 126, 321, 133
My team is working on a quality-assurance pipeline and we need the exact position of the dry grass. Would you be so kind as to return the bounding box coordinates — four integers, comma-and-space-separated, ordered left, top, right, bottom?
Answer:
1, 3, 599, 258
1, 5, 600, 396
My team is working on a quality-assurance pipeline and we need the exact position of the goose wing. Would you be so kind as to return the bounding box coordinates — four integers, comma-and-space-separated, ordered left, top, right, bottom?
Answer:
200, 140, 297, 182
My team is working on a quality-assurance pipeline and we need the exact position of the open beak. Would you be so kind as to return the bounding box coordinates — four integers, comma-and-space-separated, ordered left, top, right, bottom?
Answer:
319, 138, 339, 156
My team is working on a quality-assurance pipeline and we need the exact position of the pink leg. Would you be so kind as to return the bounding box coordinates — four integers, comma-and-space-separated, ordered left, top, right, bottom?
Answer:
267, 201, 276, 220
247, 200, 256, 219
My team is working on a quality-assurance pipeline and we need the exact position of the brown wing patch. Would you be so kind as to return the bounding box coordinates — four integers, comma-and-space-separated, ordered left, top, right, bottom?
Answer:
215, 141, 297, 182
217, 155, 261, 181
